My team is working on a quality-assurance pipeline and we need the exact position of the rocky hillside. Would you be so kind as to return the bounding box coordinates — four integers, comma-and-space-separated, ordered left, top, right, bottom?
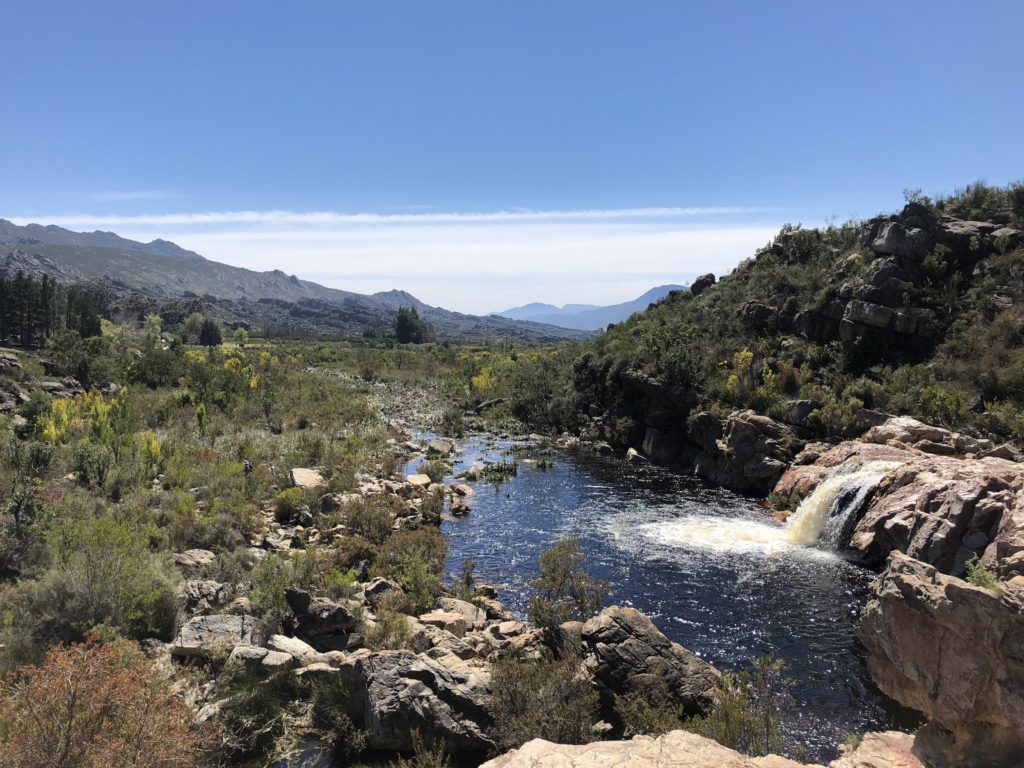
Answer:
572, 183, 1024, 485
0, 219, 587, 342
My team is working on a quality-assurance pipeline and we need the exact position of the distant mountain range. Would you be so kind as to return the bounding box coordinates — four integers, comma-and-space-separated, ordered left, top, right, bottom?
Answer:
494, 284, 689, 330
0, 219, 587, 342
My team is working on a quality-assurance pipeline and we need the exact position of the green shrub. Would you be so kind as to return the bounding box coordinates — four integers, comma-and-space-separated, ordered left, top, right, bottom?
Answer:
684, 656, 794, 757
439, 407, 466, 438
366, 604, 414, 651
248, 552, 318, 627
488, 651, 599, 751
371, 528, 447, 614
616, 681, 686, 737
323, 566, 360, 600
273, 486, 307, 518
964, 554, 1001, 591
528, 538, 607, 633
343, 498, 394, 545
419, 459, 449, 484
38, 517, 179, 641
73, 440, 115, 487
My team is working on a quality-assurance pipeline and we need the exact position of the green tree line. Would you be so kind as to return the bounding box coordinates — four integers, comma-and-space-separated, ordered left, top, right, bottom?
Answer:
0, 271, 103, 348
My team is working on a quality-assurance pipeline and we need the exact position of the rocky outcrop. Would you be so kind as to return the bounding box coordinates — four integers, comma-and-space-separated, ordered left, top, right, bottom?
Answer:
286, 587, 360, 638
581, 606, 719, 715
858, 553, 1024, 768
773, 429, 1024, 577
173, 548, 216, 576
481, 729, 927, 768
790, 203, 1013, 349
863, 416, 998, 457
690, 273, 716, 297
344, 649, 493, 753
692, 410, 796, 494
171, 614, 268, 659
479, 730, 812, 768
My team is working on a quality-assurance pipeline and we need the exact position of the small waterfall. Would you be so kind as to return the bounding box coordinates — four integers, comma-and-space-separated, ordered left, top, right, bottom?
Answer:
785, 460, 901, 548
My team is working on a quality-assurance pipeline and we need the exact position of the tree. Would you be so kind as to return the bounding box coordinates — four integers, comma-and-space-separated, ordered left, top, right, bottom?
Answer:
528, 537, 607, 633
232, 326, 250, 346
183, 312, 205, 342
198, 318, 222, 347
0, 640, 207, 768
393, 306, 435, 344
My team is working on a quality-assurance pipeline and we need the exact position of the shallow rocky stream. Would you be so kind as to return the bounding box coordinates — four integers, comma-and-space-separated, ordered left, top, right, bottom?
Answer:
421, 436, 915, 761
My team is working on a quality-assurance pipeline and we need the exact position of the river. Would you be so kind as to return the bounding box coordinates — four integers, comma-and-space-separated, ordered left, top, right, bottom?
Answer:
421, 435, 912, 761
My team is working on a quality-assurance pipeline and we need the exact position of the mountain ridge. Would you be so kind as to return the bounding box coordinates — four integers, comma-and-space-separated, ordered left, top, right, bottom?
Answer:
494, 283, 689, 330
0, 219, 586, 342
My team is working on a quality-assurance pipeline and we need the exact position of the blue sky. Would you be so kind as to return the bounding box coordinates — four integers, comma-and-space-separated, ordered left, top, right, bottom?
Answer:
3, 2, 1022, 313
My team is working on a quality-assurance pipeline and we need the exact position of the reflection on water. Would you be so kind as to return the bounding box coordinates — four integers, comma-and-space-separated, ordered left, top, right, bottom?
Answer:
437, 436, 912, 761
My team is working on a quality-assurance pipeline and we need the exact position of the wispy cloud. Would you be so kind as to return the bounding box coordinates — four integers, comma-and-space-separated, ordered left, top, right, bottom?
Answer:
9, 206, 783, 314
37, 205, 773, 228
89, 190, 176, 202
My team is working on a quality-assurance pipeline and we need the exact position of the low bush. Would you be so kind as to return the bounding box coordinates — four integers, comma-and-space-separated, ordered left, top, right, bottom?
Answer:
528, 537, 607, 633
684, 655, 795, 757
0, 639, 208, 768
964, 553, 1001, 591
487, 651, 599, 751
35, 517, 179, 641
372, 527, 447, 614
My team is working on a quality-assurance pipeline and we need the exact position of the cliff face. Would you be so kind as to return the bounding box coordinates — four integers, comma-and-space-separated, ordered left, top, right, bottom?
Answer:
858, 553, 1024, 768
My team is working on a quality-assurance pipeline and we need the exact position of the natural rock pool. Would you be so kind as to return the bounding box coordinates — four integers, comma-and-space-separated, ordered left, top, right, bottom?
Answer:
432, 436, 913, 761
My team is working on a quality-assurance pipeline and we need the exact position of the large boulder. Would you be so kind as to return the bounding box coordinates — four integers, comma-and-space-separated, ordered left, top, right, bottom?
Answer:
864, 416, 995, 456
858, 553, 1024, 767
690, 273, 716, 297
286, 588, 360, 637
581, 606, 719, 715
345, 650, 493, 753
479, 730, 812, 768
171, 614, 268, 659
173, 548, 216, 576
692, 410, 796, 494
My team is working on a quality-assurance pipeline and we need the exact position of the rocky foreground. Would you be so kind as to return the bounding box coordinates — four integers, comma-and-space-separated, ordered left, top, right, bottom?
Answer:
160, 411, 1022, 767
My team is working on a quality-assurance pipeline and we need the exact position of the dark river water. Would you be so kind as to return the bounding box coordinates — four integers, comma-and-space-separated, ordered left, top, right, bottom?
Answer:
420, 436, 912, 761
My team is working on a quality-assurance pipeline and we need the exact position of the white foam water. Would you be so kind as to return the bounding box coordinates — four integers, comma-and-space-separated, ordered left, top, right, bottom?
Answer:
784, 460, 902, 547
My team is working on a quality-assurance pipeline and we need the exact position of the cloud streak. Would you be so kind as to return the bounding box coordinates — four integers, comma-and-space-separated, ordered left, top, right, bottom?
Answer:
9, 206, 784, 314
33, 205, 775, 229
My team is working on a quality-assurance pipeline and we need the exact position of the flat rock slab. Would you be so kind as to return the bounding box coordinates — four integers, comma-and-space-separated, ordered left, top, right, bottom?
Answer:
480, 730, 814, 768
172, 614, 268, 659
291, 467, 327, 490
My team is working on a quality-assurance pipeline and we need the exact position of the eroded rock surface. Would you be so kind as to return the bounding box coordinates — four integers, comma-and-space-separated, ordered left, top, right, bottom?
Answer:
829, 731, 924, 768
581, 606, 719, 715
171, 614, 268, 659
345, 649, 493, 753
691, 410, 796, 494
858, 552, 1024, 767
